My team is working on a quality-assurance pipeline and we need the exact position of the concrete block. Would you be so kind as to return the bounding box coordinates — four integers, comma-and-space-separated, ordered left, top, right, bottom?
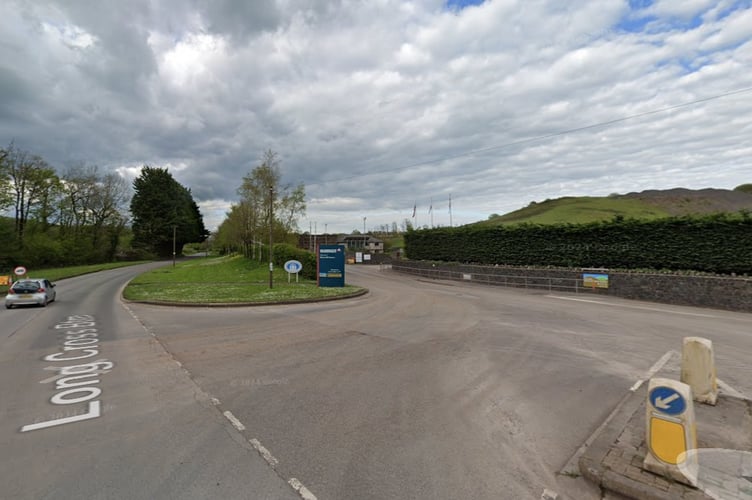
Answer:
681, 337, 718, 405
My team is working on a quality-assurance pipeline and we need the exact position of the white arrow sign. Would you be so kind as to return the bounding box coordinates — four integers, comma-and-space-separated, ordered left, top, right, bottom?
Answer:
655, 393, 680, 410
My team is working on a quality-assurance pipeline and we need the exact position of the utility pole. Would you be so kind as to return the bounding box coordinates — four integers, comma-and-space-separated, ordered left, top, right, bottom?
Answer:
363, 216, 367, 234
172, 225, 176, 267
449, 193, 453, 227
269, 186, 274, 289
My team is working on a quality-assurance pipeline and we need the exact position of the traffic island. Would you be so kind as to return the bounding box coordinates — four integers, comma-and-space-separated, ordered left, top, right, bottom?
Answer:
578, 380, 752, 499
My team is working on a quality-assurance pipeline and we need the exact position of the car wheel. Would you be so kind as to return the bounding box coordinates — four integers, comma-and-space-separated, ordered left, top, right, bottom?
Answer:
5, 304, 11, 309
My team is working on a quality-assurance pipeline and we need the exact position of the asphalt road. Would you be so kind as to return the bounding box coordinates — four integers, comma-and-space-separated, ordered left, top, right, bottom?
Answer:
2, 263, 751, 500
0, 262, 298, 500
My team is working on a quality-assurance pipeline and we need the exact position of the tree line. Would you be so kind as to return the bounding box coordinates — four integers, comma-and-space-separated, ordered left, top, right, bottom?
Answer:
1, 143, 311, 271
0, 142, 131, 268
0, 142, 208, 270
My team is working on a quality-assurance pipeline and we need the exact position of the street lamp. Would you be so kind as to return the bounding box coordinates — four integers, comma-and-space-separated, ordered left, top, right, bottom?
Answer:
172, 225, 176, 267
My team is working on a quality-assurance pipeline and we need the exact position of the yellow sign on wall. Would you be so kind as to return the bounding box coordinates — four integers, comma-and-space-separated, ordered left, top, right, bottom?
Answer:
0, 275, 10, 286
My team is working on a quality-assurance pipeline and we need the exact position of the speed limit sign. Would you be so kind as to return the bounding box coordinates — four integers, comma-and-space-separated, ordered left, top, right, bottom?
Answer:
14, 266, 27, 276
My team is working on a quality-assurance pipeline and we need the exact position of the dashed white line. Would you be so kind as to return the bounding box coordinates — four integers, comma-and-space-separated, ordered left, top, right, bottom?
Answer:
123, 298, 316, 500
220, 411, 316, 499
249, 438, 279, 468
223, 410, 246, 431
288, 478, 318, 500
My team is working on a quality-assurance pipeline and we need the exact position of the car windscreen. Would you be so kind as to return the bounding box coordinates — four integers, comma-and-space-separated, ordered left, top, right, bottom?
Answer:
11, 282, 41, 293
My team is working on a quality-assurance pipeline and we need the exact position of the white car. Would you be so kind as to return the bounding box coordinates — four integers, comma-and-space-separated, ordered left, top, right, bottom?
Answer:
5, 279, 57, 309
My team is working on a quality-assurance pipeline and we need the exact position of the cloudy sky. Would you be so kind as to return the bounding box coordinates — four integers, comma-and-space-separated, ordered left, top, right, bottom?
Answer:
1, 0, 751, 233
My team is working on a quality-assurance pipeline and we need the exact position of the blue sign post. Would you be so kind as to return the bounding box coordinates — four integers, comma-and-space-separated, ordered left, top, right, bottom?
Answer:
284, 260, 302, 283
318, 244, 345, 287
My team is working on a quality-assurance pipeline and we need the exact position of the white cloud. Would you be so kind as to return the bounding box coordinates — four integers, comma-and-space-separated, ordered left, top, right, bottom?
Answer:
1, 0, 751, 233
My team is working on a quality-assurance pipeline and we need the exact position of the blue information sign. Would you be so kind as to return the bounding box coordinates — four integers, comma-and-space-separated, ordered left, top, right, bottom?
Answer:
649, 386, 686, 416
318, 244, 346, 287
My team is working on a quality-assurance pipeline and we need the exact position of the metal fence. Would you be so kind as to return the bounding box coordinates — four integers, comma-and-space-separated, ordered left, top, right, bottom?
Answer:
391, 264, 602, 294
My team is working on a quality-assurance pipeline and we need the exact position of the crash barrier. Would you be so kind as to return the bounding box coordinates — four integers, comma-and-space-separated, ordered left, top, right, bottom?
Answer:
391, 262, 604, 294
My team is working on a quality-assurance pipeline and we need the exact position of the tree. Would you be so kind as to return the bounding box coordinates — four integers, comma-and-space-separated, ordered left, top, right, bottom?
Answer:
130, 166, 208, 258
3, 143, 59, 247
89, 172, 130, 258
234, 150, 306, 258
0, 147, 13, 211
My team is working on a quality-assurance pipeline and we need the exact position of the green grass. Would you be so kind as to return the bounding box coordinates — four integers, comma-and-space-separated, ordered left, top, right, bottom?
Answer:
123, 255, 363, 304
477, 196, 671, 227
1, 261, 150, 294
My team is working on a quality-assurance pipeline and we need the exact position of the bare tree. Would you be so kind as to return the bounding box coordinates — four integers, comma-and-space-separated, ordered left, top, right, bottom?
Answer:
4, 143, 58, 245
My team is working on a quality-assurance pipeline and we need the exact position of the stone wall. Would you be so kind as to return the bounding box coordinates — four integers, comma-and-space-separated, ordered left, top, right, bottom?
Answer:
391, 261, 752, 313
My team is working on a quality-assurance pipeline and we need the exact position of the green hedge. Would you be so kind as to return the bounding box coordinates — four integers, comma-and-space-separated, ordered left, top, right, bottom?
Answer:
272, 244, 317, 280
405, 214, 752, 274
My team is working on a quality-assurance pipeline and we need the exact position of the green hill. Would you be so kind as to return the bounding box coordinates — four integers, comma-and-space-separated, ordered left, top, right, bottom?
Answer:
477, 187, 752, 227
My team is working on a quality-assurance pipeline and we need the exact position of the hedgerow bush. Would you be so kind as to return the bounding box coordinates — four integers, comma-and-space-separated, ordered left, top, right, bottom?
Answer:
405, 214, 752, 274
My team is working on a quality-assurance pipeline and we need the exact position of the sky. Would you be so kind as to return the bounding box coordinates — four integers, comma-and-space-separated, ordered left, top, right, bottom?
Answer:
1, 0, 751, 234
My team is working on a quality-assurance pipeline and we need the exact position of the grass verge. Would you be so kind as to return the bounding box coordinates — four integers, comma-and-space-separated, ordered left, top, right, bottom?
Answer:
123, 255, 364, 304
1, 261, 150, 294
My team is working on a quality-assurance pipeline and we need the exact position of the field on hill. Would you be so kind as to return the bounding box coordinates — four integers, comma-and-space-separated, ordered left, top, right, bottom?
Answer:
477, 187, 752, 227
477, 196, 670, 227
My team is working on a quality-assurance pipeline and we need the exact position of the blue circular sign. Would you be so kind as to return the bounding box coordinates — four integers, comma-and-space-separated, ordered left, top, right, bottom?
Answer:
649, 386, 686, 416
284, 260, 302, 273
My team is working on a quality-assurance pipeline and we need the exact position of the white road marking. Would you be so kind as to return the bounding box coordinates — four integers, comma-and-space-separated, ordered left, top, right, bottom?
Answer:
211, 397, 221, 406
546, 295, 719, 318
220, 408, 316, 499
21, 401, 101, 432
630, 350, 677, 392
249, 438, 279, 467
559, 350, 678, 476
718, 378, 747, 399
288, 478, 318, 500
223, 411, 246, 431
541, 488, 559, 500
21, 316, 112, 433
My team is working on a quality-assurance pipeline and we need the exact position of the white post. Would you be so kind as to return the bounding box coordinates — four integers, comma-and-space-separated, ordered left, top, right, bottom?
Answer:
681, 337, 718, 405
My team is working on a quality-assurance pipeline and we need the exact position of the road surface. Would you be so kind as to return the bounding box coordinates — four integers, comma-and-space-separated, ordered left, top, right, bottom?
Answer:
2, 263, 751, 499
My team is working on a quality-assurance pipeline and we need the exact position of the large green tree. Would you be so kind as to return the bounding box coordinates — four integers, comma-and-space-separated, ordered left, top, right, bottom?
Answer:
130, 166, 208, 258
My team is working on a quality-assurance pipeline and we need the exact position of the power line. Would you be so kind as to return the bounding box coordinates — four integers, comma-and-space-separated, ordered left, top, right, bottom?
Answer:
305, 85, 752, 188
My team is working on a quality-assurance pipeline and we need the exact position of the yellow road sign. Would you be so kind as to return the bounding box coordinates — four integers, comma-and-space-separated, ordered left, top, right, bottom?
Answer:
649, 417, 687, 465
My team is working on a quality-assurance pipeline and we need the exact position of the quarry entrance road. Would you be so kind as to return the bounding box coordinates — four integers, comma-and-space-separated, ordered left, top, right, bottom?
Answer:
128, 264, 752, 500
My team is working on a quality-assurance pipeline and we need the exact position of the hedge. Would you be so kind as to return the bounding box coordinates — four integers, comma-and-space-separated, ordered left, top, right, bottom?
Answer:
404, 214, 752, 274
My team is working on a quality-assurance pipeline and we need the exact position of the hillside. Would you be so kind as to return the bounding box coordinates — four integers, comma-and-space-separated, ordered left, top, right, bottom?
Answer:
477, 186, 752, 227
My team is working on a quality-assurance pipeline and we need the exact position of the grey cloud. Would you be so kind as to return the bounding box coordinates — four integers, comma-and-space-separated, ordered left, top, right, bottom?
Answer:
1, 0, 751, 233
198, 0, 281, 41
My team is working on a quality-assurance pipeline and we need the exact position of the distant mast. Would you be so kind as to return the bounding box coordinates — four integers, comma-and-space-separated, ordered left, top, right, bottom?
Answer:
449, 194, 453, 227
